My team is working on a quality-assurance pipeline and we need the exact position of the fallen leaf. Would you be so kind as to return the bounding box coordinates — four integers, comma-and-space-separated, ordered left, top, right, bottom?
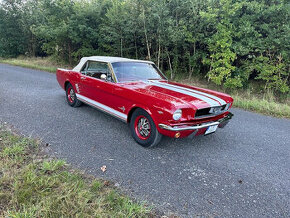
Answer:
104, 180, 110, 186
101, 165, 107, 172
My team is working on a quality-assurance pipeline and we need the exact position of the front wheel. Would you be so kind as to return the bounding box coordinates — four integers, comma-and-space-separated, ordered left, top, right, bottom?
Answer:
66, 83, 82, 107
130, 108, 162, 148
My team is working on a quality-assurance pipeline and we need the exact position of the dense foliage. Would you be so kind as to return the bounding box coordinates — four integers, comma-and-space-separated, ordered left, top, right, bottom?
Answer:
0, 0, 289, 94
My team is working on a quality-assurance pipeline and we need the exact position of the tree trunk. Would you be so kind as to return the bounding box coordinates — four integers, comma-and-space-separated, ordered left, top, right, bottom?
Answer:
32, 33, 36, 57
161, 47, 164, 72
68, 42, 72, 66
157, 34, 161, 68
142, 9, 151, 60
188, 42, 196, 80
188, 67, 193, 80
120, 37, 123, 57
166, 49, 173, 79
134, 33, 138, 59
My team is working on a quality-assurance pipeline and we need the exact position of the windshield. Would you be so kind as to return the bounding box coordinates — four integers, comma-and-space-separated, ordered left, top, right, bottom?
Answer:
111, 62, 166, 82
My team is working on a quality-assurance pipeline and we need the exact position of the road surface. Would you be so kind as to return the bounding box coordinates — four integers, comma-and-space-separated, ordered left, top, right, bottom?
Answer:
0, 64, 289, 217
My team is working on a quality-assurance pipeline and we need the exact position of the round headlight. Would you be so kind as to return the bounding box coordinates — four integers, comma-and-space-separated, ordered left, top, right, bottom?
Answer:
173, 109, 182, 120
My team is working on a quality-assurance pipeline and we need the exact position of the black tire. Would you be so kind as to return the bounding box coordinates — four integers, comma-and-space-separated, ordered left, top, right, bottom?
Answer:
130, 108, 162, 148
65, 83, 82, 107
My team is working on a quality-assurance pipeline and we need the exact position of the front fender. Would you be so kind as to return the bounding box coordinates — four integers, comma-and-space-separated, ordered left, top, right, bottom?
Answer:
126, 104, 175, 134
127, 104, 155, 123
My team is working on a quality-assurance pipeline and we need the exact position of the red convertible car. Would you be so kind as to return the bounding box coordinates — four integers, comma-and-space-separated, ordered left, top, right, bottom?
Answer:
57, 56, 233, 147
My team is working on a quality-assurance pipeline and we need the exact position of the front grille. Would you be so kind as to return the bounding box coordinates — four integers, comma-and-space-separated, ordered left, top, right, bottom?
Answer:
195, 104, 227, 118
195, 108, 211, 117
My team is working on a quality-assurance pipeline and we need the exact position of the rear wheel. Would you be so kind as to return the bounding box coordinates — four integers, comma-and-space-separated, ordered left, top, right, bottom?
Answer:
130, 108, 162, 148
66, 83, 82, 107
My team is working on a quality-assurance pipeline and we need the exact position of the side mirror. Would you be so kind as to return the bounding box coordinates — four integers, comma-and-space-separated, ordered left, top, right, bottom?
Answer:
100, 74, 107, 81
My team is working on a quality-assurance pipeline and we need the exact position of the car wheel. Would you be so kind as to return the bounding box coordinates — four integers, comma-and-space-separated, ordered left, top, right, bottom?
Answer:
65, 83, 82, 107
130, 108, 162, 148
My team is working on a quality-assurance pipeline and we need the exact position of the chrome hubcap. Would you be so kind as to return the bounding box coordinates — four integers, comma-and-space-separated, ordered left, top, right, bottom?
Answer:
70, 89, 75, 101
137, 118, 150, 137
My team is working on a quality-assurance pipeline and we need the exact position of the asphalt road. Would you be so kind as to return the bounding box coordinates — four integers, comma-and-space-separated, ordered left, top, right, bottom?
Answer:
0, 63, 289, 217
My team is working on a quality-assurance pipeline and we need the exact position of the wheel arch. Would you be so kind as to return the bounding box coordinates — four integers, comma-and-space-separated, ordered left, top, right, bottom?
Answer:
64, 81, 70, 90
127, 107, 139, 123
127, 106, 155, 124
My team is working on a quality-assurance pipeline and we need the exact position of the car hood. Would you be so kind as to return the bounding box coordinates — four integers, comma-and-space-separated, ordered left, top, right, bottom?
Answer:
121, 80, 232, 110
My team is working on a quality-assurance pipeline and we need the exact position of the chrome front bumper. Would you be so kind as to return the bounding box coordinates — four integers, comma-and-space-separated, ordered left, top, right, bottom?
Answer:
158, 112, 233, 131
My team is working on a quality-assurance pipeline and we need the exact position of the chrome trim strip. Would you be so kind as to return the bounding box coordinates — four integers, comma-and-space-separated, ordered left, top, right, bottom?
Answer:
76, 94, 127, 121
159, 122, 220, 131
148, 81, 221, 107
158, 112, 233, 131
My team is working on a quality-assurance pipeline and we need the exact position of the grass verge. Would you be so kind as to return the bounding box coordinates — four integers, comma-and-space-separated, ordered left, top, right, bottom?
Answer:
231, 94, 290, 118
0, 125, 151, 217
0, 57, 71, 73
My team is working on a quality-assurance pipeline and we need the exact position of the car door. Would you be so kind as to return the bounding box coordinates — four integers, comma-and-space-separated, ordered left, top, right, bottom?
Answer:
77, 61, 127, 120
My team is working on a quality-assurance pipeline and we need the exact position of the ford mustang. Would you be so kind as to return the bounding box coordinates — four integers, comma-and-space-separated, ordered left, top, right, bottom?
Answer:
56, 56, 233, 147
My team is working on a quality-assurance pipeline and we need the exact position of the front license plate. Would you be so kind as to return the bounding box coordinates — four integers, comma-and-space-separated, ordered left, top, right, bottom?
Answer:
205, 125, 218, 135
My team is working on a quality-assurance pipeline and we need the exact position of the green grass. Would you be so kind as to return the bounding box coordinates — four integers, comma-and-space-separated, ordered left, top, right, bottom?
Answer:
0, 56, 71, 73
0, 126, 151, 217
232, 94, 290, 118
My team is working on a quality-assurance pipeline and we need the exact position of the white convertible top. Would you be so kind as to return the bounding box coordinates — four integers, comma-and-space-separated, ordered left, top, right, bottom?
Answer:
73, 56, 154, 72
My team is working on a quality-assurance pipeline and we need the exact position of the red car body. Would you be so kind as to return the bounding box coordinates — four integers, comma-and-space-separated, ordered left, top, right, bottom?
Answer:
57, 56, 233, 145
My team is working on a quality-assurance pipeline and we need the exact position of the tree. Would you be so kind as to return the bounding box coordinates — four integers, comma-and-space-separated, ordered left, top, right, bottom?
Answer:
0, 0, 28, 57
202, 0, 242, 89
0, 0, 288, 95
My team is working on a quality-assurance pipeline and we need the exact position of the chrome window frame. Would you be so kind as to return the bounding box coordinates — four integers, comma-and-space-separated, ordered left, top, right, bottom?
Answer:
80, 60, 117, 83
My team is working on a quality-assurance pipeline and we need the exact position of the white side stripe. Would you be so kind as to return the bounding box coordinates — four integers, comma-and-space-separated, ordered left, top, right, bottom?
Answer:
76, 94, 127, 120
154, 81, 226, 105
149, 81, 221, 107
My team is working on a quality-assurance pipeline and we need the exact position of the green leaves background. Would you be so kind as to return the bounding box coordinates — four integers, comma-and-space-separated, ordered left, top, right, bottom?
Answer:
0, 0, 289, 94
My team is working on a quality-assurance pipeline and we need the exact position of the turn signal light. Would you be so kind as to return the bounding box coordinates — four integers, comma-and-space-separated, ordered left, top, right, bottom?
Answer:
175, 132, 181, 138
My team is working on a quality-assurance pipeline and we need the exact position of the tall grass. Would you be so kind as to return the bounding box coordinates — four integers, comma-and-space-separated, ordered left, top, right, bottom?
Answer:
232, 94, 290, 118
